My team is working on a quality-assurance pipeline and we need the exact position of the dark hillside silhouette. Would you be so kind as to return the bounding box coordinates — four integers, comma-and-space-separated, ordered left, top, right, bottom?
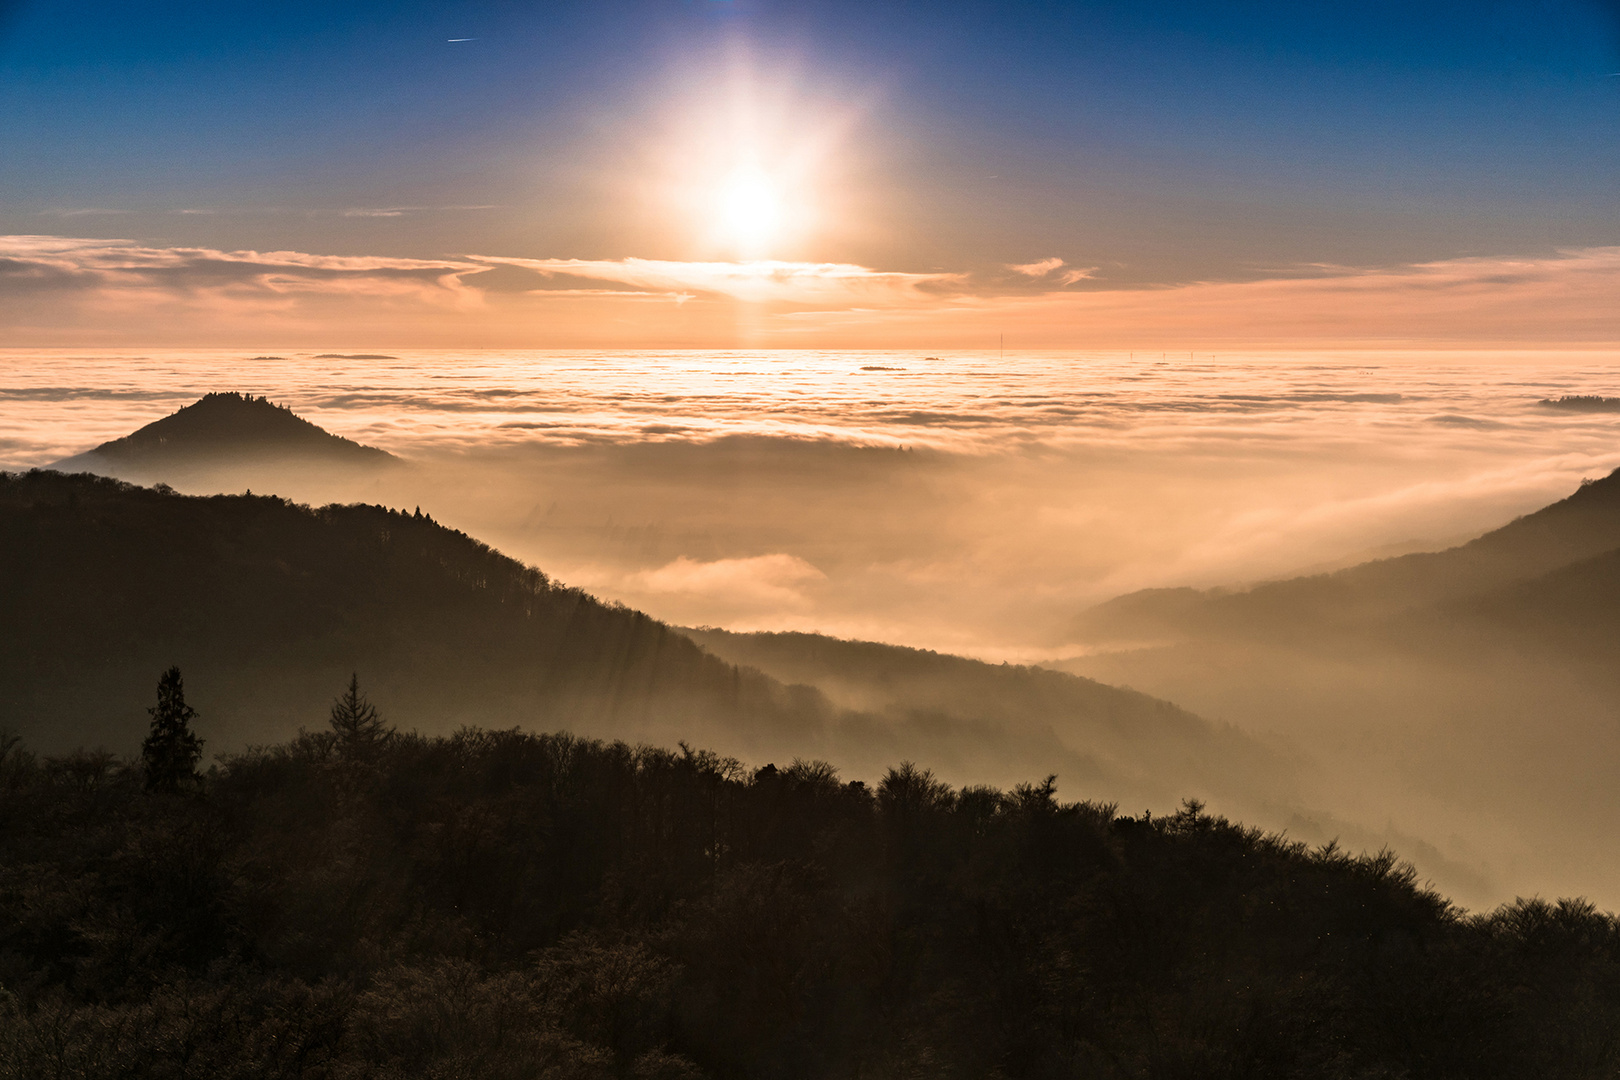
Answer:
51, 392, 397, 478
0, 470, 795, 755
1, 724, 1617, 1078
0, 469, 1287, 816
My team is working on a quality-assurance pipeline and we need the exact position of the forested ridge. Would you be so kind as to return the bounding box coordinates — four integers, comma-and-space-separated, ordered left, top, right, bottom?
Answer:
2, 706, 1617, 1079
0, 469, 1288, 817
0, 467, 802, 751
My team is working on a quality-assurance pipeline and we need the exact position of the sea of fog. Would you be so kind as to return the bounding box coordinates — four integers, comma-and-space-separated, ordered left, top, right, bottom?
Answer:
7, 348, 1620, 659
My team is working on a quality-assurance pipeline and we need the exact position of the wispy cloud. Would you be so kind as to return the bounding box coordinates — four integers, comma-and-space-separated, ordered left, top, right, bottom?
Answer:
1, 235, 1617, 347
0, 236, 486, 341
1009, 256, 1065, 277
1017, 247, 1620, 345
341, 205, 497, 218
470, 255, 963, 307
0, 234, 479, 285
1004, 257, 1097, 287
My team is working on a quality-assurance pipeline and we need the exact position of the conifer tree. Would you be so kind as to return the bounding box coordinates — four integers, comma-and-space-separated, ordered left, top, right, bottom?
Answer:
330, 673, 390, 753
142, 666, 204, 793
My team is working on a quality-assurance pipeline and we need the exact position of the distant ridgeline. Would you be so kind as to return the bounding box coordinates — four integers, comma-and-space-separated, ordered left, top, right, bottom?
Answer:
1057, 463, 1620, 909
0, 470, 1286, 817
3, 716, 1618, 1077
1069, 463, 1620, 650
1539, 394, 1620, 411
1062, 460, 1620, 734
51, 392, 397, 477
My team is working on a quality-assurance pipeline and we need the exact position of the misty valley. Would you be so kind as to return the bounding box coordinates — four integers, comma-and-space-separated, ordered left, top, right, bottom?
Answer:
6, 390, 1620, 1077
10, 0, 1620, 1070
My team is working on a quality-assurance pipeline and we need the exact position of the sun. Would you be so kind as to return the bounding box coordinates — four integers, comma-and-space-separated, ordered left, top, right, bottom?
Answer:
717, 166, 784, 257
639, 46, 869, 262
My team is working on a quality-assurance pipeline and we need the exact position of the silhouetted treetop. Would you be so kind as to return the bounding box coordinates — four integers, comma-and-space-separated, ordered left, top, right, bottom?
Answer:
329, 672, 391, 754
141, 665, 203, 793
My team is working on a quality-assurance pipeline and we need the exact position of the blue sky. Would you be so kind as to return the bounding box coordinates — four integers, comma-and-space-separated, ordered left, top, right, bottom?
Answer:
1, 1, 1618, 345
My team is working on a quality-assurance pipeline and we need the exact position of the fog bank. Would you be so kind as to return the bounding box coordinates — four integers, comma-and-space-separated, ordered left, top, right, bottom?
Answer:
9, 348, 1620, 658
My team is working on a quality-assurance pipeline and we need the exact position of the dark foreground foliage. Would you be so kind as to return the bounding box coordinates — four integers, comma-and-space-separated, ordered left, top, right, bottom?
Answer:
2, 728, 1617, 1080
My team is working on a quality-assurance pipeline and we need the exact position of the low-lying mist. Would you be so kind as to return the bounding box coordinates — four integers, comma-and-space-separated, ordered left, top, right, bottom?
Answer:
11, 348, 1620, 908
15, 349, 1620, 655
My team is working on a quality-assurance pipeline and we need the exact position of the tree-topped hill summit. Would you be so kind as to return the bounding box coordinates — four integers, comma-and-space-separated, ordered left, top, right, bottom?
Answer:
53, 392, 396, 475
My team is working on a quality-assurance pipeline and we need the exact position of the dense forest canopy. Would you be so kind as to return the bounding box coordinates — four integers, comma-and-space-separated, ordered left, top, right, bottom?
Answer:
1, 701, 1617, 1079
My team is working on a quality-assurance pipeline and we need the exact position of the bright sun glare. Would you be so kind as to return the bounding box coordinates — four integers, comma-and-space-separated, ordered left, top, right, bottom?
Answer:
649, 51, 858, 263
717, 166, 784, 256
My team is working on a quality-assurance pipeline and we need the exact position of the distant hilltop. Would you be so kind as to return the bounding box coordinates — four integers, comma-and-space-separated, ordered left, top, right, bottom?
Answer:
1539, 395, 1620, 412
52, 392, 397, 475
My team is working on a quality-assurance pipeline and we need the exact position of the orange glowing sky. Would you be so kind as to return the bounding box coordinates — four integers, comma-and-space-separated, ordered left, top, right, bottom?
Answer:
4, 235, 1618, 350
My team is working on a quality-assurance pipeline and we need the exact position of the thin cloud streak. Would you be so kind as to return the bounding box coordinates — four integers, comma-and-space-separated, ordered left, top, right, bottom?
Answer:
1009, 257, 1065, 276
473, 255, 961, 306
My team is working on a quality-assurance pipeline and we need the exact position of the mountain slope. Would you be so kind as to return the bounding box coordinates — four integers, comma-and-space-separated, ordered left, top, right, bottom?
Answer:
1073, 466, 1620, 646
0, 469, 1288, 816
1442, 544, 1620, 663
1059, 470, 1620, 748
1053, 468, 1620, 907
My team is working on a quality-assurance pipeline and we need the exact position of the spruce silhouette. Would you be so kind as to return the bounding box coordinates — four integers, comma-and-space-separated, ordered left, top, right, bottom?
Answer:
330, 673, 390, 753
142, 666, 203, 793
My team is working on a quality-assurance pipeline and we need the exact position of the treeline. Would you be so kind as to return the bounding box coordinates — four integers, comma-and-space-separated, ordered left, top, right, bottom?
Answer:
2, 680, 1619, 1078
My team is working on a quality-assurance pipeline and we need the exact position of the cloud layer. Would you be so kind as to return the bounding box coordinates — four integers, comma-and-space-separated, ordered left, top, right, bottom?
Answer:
2, 235, 1617, 347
